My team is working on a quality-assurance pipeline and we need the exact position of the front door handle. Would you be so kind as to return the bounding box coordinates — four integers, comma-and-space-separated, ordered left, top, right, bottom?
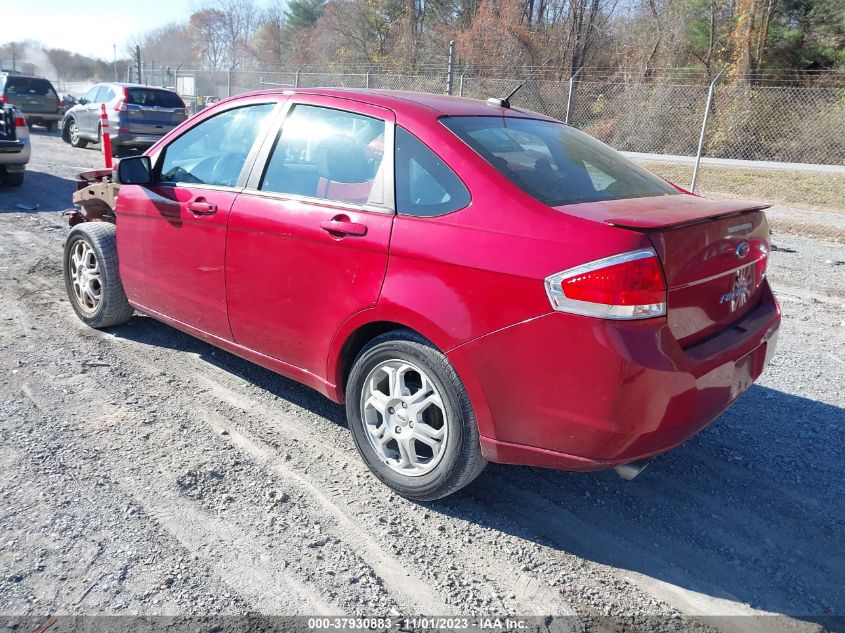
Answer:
320, 218, 368, 236
187, 199, 217, 215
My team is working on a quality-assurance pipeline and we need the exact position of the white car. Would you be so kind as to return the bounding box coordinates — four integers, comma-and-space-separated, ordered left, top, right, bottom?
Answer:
0, 105, 30, 187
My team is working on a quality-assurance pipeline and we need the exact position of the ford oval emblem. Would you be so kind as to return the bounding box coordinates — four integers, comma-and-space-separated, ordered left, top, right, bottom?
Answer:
736, 241, 750, 258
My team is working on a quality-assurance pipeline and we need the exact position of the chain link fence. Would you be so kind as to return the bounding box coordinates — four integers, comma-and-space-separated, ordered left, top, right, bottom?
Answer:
145, 66, 844, 168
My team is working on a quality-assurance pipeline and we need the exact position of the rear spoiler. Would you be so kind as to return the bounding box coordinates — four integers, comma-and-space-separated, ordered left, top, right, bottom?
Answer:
557, 194, 770, 231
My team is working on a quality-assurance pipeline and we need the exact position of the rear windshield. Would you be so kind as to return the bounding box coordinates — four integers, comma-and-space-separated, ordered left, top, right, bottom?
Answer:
440, 116, 677, 206
3, 77, 57, 97
126, 88, 184, 108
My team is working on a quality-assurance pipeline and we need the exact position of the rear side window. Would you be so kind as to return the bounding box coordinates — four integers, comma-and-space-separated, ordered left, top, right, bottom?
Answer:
82, 86, 99, 103
395, 127, 470, 216
94, 86, 114, 102
127, 89, 184, 108
260, 104, 386, 206
441, 116, 677, 207
4, 77, 57, 97
159, 103, 275, 187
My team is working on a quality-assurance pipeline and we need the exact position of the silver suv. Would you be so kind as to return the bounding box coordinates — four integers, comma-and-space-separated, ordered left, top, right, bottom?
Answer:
62, 83, 187, 156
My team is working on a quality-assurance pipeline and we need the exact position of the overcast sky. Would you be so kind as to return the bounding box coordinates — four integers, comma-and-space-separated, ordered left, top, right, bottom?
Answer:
3, 0, 195, 60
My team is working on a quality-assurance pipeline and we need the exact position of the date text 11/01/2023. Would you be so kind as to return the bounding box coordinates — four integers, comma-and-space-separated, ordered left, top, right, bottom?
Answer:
306, 617, 545, 630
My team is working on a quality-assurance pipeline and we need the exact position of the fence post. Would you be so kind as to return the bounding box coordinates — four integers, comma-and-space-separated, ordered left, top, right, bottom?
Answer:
459, 73, 465, 97
446, 40, 456, 95
691, 69, 723, 193
295, 64, 306, 89
565, 67, 582, 124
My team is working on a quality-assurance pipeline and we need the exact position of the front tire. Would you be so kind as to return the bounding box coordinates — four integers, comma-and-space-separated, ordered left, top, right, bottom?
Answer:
63, 223, 133, 328
346, 330, 487, 501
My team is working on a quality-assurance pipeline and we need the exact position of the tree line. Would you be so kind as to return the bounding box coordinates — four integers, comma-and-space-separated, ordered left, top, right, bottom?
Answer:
3, 0, 843, 84
134, 0, 844, 81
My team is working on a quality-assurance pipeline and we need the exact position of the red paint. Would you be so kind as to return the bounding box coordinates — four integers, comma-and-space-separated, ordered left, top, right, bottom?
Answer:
112, 89, 780, 473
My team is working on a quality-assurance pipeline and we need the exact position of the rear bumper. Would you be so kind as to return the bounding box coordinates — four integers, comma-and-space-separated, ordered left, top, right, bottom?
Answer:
448, 282, 781, 471
112, 133, 163, 148
23, 112, 61, 123
0, 139, 30, 166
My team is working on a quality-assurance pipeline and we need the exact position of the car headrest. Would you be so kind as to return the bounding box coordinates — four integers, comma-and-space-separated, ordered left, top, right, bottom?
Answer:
318, 135, 371, 183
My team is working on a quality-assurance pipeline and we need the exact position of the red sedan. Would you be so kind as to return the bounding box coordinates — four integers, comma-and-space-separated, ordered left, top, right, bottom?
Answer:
63, 89, 780, 500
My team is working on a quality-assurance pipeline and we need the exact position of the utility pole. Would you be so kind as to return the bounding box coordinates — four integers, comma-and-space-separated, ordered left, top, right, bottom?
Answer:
135, 46, 142, 85
113, 44, 118, 82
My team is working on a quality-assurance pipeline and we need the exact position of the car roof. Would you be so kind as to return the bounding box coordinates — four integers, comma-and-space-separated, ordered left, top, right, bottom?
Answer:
97, 82, 178, 91
232, 87, 557, 121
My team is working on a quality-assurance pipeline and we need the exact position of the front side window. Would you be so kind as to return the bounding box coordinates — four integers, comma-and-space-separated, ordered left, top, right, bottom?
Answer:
441, 116, 677, 207
260, 104, 386, 206
395, 127, 470, 217
159, 103, 275, 188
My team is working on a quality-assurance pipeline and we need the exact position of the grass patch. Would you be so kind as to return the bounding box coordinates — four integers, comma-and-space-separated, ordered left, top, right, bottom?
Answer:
638, 162, 845, 213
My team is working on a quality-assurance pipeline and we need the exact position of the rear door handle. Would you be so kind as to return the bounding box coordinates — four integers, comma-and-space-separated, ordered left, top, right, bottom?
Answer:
320, 219, 368, 236
187, 199, 217, 215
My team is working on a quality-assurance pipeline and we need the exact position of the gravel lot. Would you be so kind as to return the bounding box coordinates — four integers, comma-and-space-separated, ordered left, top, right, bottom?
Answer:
1, 132, 843, 632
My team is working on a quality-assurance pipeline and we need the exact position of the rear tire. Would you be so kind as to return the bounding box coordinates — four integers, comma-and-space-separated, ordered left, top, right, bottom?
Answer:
63, 223, 133, 328
66, 118, 87, 148
346, 330, 487, 501
44, 121, 54, 132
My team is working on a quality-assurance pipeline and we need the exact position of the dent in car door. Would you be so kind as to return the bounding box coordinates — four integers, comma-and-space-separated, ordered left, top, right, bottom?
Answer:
116, 100, 279, 340
226, 98, 396, 378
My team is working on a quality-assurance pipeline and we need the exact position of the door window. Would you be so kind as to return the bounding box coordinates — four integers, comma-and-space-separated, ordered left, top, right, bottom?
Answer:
260, 104, 386, 206
158, 103, 275, 188
394, 127, 470, 216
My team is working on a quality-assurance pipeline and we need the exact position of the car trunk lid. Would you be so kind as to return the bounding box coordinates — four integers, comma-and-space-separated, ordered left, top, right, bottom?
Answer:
121, 88, 186, 136
123, 105, 186, 135
558, 194, 771, 347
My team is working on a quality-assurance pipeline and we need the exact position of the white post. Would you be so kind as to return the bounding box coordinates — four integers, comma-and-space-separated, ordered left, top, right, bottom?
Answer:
691, 69, 724, 192
565, 67, 583, 125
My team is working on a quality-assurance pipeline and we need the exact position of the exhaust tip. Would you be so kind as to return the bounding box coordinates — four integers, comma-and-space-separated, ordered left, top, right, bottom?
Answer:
613, 459, 651, 481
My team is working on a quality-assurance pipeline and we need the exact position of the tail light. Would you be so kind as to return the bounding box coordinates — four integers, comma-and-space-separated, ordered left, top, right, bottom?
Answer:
56, 96, 61, 109
14, 115, 25, 127
0, 95, 7, 104
115, 87, 128, 112
545, 249, 667, 320
755, 247, 768, 285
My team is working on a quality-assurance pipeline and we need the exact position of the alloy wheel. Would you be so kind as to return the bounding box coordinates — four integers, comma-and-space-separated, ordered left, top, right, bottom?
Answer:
69, 239, 102, 314
360, 360, 449, 477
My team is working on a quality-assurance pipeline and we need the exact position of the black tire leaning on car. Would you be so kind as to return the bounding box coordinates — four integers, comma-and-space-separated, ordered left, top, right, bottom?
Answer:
346, 330, 487, 501
63, 223, 134, 328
